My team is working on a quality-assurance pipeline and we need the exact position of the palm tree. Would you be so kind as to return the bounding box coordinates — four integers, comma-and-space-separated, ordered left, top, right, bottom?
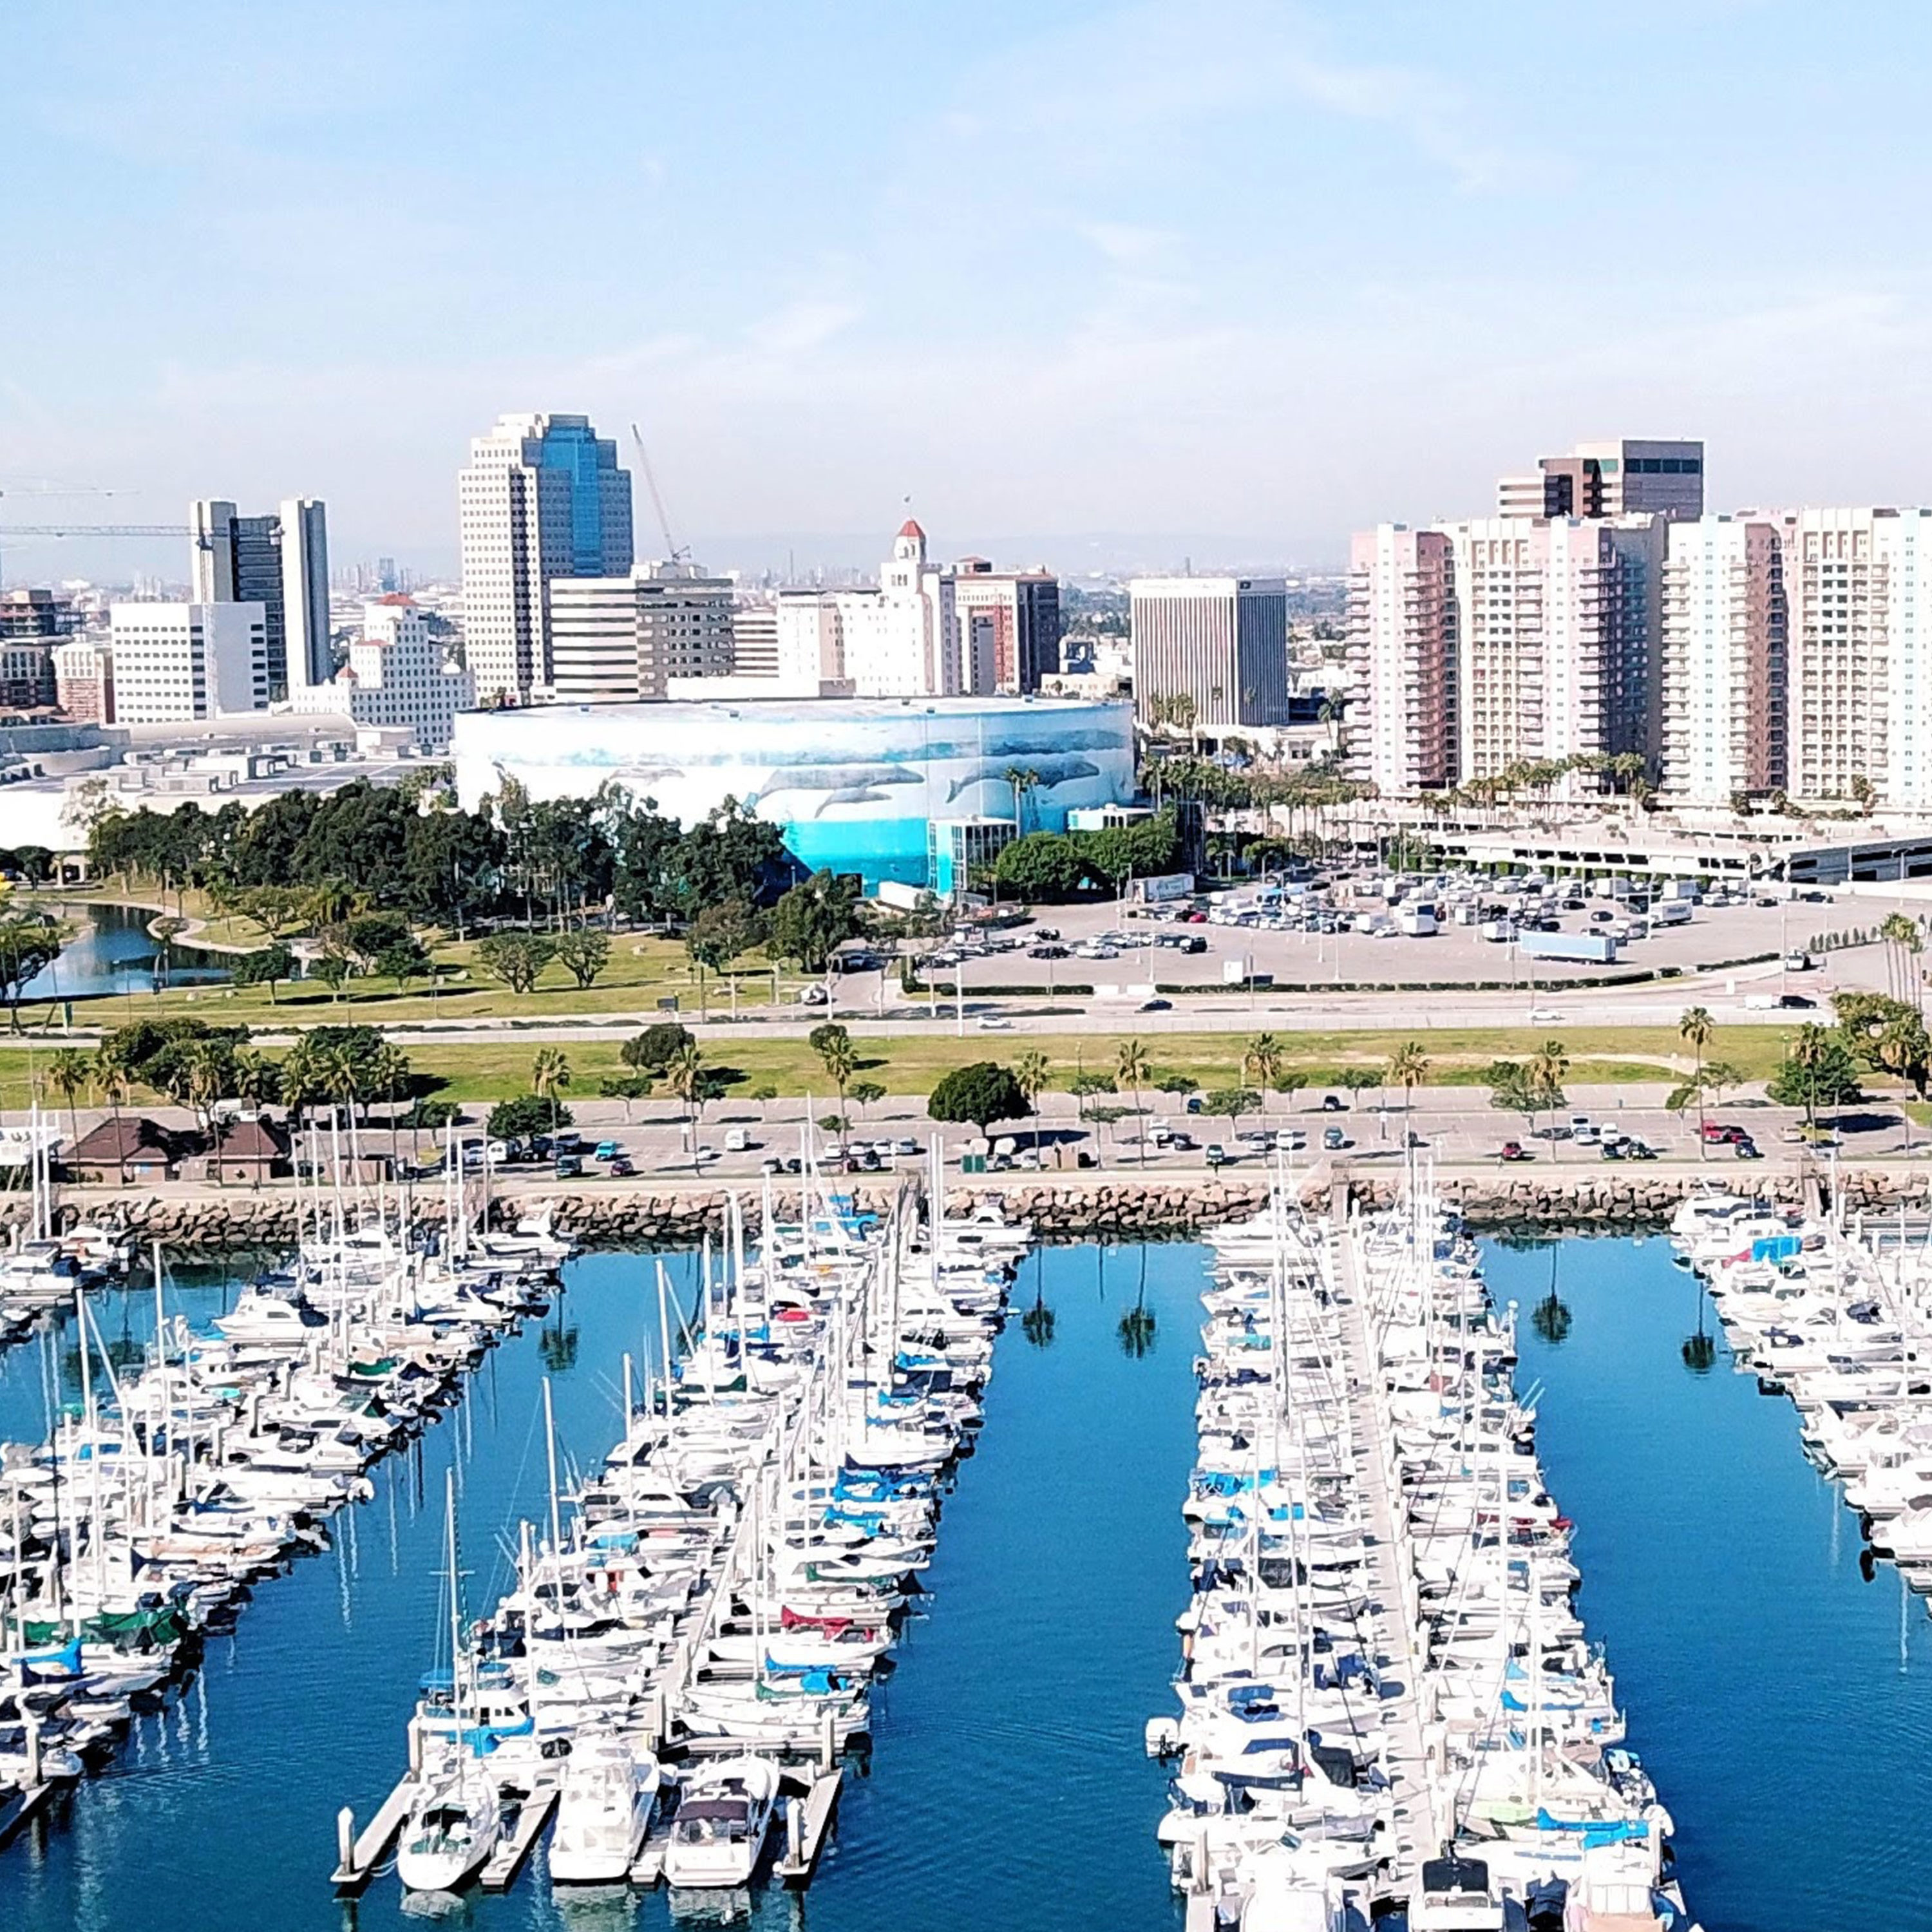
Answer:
1015, 1050, 1049, 1162
1244, 1033, 1283, 1126
531, 1046, 571, 1133
44, 1046, 91, 1153
1003, 766, 1041, 837
667, 1042, 706, 1173
371, 1045, 413, 1172
814, 1030, 858, 1154
1788, 1023, 1830, 1130
1528, 1037, 1570, 1153
1678, 1006, 1714, 1155
91, 1054, 131, 1183
1115, 1037, 1150, 1164
1386, 1041, 1430, 1119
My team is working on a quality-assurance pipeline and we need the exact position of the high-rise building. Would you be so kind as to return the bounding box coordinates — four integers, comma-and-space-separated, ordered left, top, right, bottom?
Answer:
1345, 527, 1455, 796
728, 601, 780, 679
1657, 516, 1788, 805
768, 522, 963, 699
189, 497, 330, 696
109, 602, 268, 723
1127, 576, 1290, 730
457, 412, 633, 705
0, 589, 81, 639
549, 562, 735, 703
296, 596, 473, 748
0, 643, 54, 711
951, 561, 1063, 694
1346, 514, 1665, 793
52, 638, 113, 724
1497, 439, 1705, 522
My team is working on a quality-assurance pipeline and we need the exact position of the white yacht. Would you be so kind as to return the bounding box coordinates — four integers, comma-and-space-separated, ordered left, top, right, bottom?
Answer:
548, 1732, 660, 1884
661, 1755, 780, 1888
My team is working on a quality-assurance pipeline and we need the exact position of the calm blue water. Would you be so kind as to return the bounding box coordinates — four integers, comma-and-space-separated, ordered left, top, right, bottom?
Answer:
1496, 1234, 1932, 1932
21, 904, 226, 1001
0, 1241, 1199, 1932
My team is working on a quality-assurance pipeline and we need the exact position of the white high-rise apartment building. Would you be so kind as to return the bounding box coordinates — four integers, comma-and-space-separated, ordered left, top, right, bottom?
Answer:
109, 602, 268, 723
549, 562, 736, 703
728, 601, 780, 678
1657, 516, 1788, 805
296, 597, 474, 748
1128, 576, 1289, 729
457, 412, 632, 705
1345, 527, 1455, 796
189, 497, 330, 696
1345, 515, 1664, 793
769, 522, 963, 699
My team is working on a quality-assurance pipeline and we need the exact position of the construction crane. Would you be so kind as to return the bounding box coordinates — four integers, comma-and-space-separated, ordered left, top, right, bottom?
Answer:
629, 421, 690, 565
0, 518, 189, 587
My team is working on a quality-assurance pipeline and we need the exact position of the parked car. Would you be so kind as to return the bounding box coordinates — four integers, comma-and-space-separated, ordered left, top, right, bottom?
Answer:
724, 1126, 752, 1152
1322, 1126, 1348, 1150
608, 1154, 636, 1177
1734, 1137, 1764, 1160
593, 1140, 622, 1161
1320, 1094, 1345, 1112
554, 1153, 583, 1179
1498, 1141, 1533, 1162
1701, 1122, 1746, 1144
1204, 1144, 1228, 1168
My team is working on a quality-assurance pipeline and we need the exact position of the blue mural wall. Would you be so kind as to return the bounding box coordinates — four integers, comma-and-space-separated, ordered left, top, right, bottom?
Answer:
451, 696, 1137, 888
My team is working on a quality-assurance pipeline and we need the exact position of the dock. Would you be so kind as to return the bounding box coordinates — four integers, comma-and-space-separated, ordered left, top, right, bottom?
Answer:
330, 1773, 421, 1890
629, 1811, 672, 1886
480, 1777, 558, 1890
0, 1782, 56, 1848
773, 1768, 842, 1883
1330, 1223, 1436, 1893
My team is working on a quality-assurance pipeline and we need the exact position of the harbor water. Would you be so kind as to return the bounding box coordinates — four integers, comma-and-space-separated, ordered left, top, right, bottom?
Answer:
18, 904, 226, 1002
5, 1232, 1932, 1930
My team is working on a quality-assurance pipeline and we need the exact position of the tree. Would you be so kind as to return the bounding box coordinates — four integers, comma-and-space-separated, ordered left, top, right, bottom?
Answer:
229, 883, 313, 943
687, 899, 757, 1019
375, 936, 431, 998
231, 1048, 282, 1111
93, 1056, 131, 1183
1679, 1005, 1715, 1153
1387, 1040, 1430, 1115
345, 912, 412, 971
849, 1078, 886, 1120
371, 1043, 414, 1168
666, 1042, 709, 1172
489, 1093, 569, 1141
554, 927, 612, 992
1272, 1068, 1310, 1113
624, 1021, 694, 1074
927, 1061, 1028, 1149
477, 933, 555, 996
44, 1047, 91, 1151
312, 949, 352, 1003
1205, 1086, 1261, 1139
598, 1074, 653, 1120
0, 917, 63, 1031
1529, 1037, 1570, 1123
766, 869, 862, 975
1244, 1034, 1283, 1119
1014, 1049, 1050, 1160
1337, 1068, 1379, 1106
531, 1047, 572, 1132
1115, 1038, 1151, 1164
1484, 1060, 1540, 1142
1768, 1025, 1861, 1126
992, 832, 1092, 903
231, 942, 297, 1005
810, 1022, 858, 1150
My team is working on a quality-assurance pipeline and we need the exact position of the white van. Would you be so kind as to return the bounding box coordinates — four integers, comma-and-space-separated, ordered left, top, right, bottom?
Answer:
724, 1126, 752, 1153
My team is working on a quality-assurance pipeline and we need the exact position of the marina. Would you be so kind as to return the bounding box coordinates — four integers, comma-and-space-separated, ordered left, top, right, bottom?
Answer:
8, 1206, 1932, 1929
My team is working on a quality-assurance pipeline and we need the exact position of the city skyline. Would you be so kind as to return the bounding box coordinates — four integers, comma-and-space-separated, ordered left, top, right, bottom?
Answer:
11, 1, 1932, 579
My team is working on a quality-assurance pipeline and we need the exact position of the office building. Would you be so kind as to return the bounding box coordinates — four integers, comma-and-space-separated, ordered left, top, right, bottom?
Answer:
1657, 516, 1788, 805
1128, 575, 1290, 729
549, 563, 734, 703
295, 596, 473, 748
1345, 515, 1665, 793
52, 638, 114, 724
108, 602, 269, 723
951, 561, 1063, 693
1497, 438, 1705, 522
190, 497, 330, 696
1345, 526, 1455, 796
457, 412, 633, 705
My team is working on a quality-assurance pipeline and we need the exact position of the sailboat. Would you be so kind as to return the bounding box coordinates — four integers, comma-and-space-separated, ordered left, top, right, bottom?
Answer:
397, 1474, 502, 1893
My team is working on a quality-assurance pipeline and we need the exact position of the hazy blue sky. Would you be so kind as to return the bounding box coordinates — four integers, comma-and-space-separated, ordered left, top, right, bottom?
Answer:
8, 0, 1932, 578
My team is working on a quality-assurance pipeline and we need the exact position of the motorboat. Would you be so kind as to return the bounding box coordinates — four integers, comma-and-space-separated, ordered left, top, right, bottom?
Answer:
548, 1732, 660, 1883
661, 1754, 781, 1888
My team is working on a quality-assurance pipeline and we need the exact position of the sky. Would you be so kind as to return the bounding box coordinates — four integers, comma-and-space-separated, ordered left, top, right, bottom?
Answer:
7, 0, 1932, 582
